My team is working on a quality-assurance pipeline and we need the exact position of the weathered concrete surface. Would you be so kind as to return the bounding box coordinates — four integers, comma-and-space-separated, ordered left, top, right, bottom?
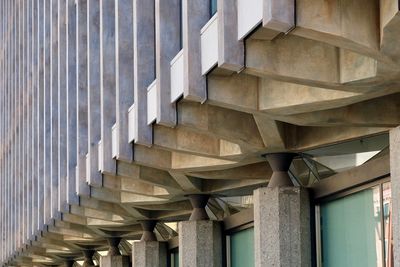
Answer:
254, 187, 311, 267
217, 0, 244, 72
182, 0, 209, 102
115, 0, 134, 161
76, 0, 90, 196
261, 0, 294, 38
100, 0, 117, 175
87, 0, 102, 185
133, 0, 154, 146
390, 126, 400, 267
132, 241, 167, 267
179, 220, 222, 267
155, 0, 180, 127
100, 255, 130, 267
295, 0, 379, 52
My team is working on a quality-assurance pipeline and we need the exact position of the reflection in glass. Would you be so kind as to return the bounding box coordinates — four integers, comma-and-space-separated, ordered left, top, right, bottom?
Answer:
210, 0, 217, 17
230, 228, 254, 267
320, 186, 383, 267
383, 182, 393, 267
170, 251, 179, 267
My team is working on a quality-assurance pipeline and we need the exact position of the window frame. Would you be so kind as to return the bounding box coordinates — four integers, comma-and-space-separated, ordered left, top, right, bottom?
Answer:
168, 236, 179, 267
314, 176, 391, 267
210, 0, 217, 18
223, 209, 254, 267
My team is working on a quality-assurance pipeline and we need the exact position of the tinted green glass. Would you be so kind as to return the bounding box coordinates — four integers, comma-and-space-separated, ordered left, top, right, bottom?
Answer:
230, 228, 254, 267
170, 251, 179, 267
210, 0, 217, 17
382, 182, 392, 266
320, 186, 383, 267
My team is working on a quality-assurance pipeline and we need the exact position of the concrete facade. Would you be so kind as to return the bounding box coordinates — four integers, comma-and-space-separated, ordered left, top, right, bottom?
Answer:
0, 0, 398, 266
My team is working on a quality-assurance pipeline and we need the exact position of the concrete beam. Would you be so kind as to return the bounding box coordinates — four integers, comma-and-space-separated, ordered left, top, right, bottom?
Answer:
279, 93, 400, 127
294, 0, 383, 63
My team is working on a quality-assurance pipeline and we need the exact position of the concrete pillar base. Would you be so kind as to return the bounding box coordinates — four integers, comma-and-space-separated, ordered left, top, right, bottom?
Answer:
254, 187, 311, 267
132, 241, 167, 267
100, 255, 130, 267
179, 220, 222, 267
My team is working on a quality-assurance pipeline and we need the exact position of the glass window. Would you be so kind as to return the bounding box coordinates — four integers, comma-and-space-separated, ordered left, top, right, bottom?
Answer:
179, 0, 183, 49
229, 228, 254, 267
382, 182, 393, 266
210, 0, 217, 17
170, 250, 179, 267
319, 183, 392, 267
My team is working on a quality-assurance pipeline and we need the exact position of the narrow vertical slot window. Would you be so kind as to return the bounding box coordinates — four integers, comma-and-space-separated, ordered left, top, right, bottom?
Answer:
210, 0, 217, 17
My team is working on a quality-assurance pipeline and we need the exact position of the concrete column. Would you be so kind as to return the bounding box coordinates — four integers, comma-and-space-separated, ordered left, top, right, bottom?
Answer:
99, 238, 130, 267
82, 250, 97, 267
179, 195, 222, 267
132, 221, 167, 267
390, 126, 400, 266
254, 153, 311, 267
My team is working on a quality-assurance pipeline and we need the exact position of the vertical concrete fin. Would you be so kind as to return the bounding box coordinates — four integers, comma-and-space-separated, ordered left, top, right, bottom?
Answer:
133, 0, 155, 146
182, 0, 209, 102
217, 0, 244, 72
87, 0, 102, 185
116, 0, 134, 161
155, 0, 180, 127
99, 0, 117, 175
58, 0, 69, 212
76, 0, 90, 196
66, 0, 80, 205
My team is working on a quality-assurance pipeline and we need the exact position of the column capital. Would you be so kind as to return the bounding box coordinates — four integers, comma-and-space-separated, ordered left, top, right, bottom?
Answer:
188, 194, 210, 221
265, 152, 297, 188
107, 237, 121, 256
64, 259, 75, 267
82, 250, 96, 267
140, 220, 157, 242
